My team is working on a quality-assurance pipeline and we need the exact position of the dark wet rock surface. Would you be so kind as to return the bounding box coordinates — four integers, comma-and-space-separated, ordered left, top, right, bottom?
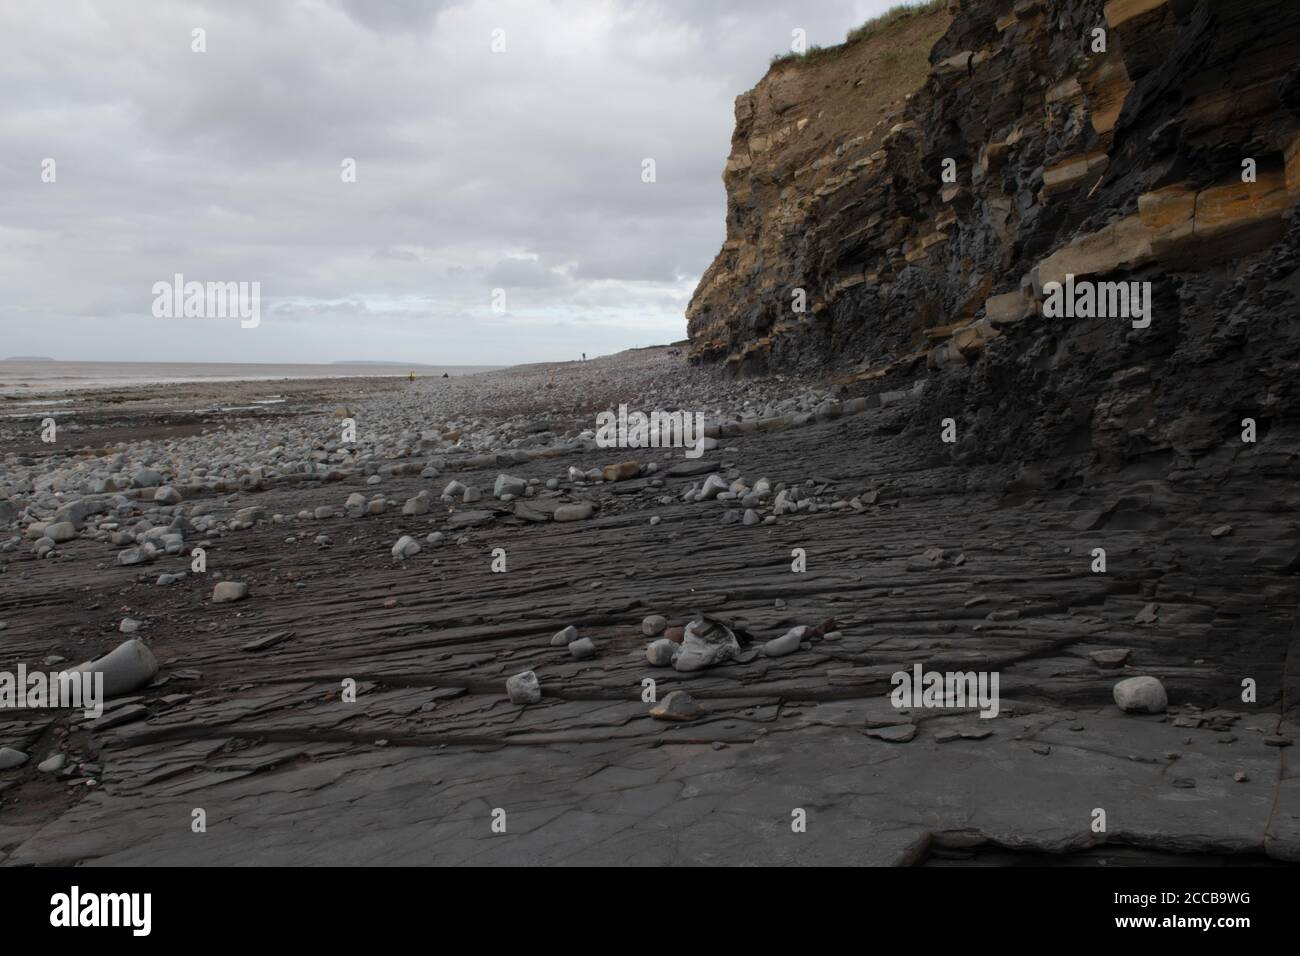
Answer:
1, 366, 1297, 865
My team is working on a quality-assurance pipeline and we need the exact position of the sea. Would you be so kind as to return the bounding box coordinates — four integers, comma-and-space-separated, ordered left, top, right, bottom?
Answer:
0, 360, 499, 397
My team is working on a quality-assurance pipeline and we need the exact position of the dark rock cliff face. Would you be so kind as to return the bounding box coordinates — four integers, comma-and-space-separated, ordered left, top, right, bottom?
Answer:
688, 0, 1300, 479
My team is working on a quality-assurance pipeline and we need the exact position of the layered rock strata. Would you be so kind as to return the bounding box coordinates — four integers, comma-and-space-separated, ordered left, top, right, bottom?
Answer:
688, 0, 1300, 422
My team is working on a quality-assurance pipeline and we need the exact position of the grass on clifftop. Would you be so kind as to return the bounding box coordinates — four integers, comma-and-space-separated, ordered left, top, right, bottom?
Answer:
846, 0, 947, 44
770, 0, 946, 67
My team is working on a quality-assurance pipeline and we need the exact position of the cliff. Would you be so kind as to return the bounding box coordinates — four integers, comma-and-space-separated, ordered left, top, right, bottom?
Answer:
688, 0, 1300, 474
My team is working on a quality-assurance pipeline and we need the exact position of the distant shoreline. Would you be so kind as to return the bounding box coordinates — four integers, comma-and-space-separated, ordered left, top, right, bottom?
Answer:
0, 358, 491, 367
0, 360, 505, 397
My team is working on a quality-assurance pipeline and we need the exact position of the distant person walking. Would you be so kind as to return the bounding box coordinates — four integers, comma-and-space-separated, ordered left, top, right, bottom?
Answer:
408, 371, 415, 382
582, 352, 586, 361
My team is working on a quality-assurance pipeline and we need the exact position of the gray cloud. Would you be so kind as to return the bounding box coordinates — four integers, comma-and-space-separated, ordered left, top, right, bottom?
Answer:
484, 256, 566, 288
0, 0, 912, 364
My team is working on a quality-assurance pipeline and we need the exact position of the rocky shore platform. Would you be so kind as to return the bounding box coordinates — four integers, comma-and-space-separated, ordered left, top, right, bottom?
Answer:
1, 347, 1297, 865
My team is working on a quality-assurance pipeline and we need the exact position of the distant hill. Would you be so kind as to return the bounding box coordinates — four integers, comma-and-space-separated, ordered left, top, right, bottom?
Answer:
1, 356, 54, 362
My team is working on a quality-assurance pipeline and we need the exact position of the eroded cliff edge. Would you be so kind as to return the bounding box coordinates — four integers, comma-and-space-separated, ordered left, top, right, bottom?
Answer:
688, 0, 1300, 474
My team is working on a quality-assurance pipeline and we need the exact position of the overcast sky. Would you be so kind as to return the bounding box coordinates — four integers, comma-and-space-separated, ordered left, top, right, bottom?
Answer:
1, 0, 914, 365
